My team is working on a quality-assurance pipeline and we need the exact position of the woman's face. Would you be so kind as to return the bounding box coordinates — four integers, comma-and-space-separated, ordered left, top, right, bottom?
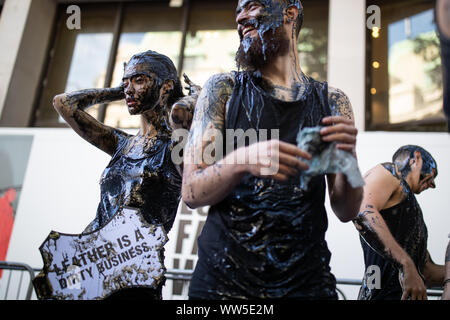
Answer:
122, 62, 160, 115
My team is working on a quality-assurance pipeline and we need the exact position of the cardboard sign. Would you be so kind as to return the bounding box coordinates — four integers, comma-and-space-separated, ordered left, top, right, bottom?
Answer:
34, 207, 167, 300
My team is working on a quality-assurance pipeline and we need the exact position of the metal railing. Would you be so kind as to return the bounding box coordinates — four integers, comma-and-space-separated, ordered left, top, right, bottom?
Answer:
335, 278, 444, 299
0, 263, 444, 300
165, 270, 444, 300
0, 261, 35, 300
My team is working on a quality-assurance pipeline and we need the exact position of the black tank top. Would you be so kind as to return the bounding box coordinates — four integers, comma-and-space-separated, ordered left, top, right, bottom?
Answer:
88, 130, 182, 233
358, 163, 428, 300
189, 71, 337, 299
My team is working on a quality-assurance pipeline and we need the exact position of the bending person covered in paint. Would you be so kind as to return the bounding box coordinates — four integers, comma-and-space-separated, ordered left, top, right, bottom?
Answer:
182, 0, 363, 299
353, 145, 445, 300
52, 50, 199, 299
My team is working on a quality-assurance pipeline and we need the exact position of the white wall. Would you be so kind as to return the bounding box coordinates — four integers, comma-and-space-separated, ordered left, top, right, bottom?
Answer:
328, 0, 366, 131
1, 128, 449, 300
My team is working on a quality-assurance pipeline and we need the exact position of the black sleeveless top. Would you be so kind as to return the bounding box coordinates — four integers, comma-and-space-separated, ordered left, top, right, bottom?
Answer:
87, 129, 182, 233
188, 71, 337, 299
358, 163, 428, 300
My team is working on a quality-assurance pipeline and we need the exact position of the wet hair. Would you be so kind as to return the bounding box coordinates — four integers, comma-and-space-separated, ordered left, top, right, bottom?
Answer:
392, 145, 438, 179
261, 0, 304, 37
126, 50, 184, 106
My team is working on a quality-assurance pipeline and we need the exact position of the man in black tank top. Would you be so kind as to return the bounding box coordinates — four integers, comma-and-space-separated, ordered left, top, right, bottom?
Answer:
353, 145, 446, 300
182, 0, 363, 299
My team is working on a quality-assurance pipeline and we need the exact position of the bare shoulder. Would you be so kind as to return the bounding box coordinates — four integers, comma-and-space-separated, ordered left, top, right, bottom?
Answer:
192, 73, 234, 129
328, 86, 354, 120
201, 72, 235, 99
364, 163, 402, 191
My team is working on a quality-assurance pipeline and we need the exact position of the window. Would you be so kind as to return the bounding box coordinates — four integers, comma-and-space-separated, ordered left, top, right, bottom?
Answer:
33, 4, 117, 127
367, 0, 445, 131
33, 0, 329, 128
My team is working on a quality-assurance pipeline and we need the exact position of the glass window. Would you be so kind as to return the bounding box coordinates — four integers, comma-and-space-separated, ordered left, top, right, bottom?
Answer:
298, 0, 329, 82
104, 2, 184, 128
63, 33, 114, 121
182, 30, 240, 89
367, 0, 445, 131
33, 4, 117, 127
33, 0, 329, 128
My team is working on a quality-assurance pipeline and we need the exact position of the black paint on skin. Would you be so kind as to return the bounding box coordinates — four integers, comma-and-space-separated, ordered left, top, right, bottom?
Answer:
356, 163, 429, 300
54, 50, 192, 299
392, 145, 438, 181
186, 0, 354, 300
236, 0, 303, 65
86, 52, 184, 235
189, 71, 338, 299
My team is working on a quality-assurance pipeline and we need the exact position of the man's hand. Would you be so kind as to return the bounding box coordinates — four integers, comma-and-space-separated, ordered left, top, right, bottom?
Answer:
442, 283, 450, 300
226, 140, 312, 182
320, 116, 358, 157
170, 96, 196, 130
399, 261, 428, 300
169, 74, 201, 131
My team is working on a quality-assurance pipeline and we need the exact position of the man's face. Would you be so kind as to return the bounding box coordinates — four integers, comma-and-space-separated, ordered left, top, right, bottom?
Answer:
236, 1, 266, 41
409, 154, 437, 194
416, 169, 437, 194
235, 0, 290, 70
122, 62, 160, 115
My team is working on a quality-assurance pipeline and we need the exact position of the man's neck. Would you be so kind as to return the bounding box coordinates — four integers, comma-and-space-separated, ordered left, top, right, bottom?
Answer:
259, 52, 303, 87
258, 50, 306, 101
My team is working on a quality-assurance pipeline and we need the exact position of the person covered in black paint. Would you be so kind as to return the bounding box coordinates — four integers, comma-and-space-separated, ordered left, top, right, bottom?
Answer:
182, 0, 363, 299
53, 50, 199, 299
353, 145, 446, 300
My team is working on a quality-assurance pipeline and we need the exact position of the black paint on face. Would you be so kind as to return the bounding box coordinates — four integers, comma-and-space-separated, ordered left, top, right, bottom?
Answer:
123, 72, 160, 115
235, 0, 302, 71
236, 18, 290, 71
122, 50, 184, 115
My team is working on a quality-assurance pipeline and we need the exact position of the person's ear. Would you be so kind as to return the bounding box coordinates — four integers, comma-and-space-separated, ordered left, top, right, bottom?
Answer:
409, 151, 422, 168
414, 150, 422, 164
285, 5, 299, 23
159, 79, 175, 106
160, 80, 174, 96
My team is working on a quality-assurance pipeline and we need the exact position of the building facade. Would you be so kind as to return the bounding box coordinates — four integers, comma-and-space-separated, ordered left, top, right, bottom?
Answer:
0, 0, 449, 300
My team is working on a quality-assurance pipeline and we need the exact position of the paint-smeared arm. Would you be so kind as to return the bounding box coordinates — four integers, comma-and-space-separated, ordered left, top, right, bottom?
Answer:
442, 240, 450, 299
353, 164, 427, 300
323, 87, 363, 222
182, 73, 241, 208
422, 251, 445, 288
53, 86, 125, 156
182, 73, 311, 208
169, 74, 202, 131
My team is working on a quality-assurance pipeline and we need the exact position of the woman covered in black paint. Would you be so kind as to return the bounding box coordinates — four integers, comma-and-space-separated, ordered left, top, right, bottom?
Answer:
53, 50, 199, 299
